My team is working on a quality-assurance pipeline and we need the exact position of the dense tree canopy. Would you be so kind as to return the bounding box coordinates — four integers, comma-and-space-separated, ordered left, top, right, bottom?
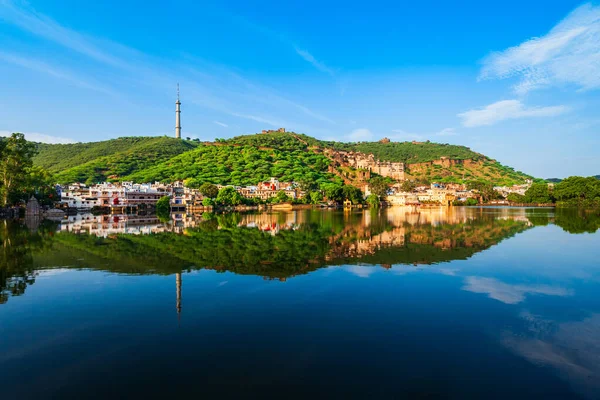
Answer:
34, 137, 199, 184
342, 185, 363, 204
369, 176, 389, 198
127, 144, 334, 187
198, 183, 218, 199
467, 181, 501, 202
554, 176, 600, 205
0, 133, 48, 206
524, 183, 554, 204
216, 187, 244, 206
325, 141, 485, 164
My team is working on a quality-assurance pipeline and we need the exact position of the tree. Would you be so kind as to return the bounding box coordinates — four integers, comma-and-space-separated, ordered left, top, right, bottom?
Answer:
23, 166, 58, 206
309, 191, 323, 204
342, 185, 363, 204
273, 190, 290, 203
369, 177, 388, 199
202, 197, 214, 207
321, 182, 344, 202
0, 133, 37, 206
554, 176, 600, 202
400, 180, 416, 192
507, 193, 526, 203
216, 187, 243, 206
467, 180, 501, 203
366, 194, 380, 208
524, 183, 553, 204
199, 182, 219, 199
156, 196, 171, 218
298, 177, 318, 193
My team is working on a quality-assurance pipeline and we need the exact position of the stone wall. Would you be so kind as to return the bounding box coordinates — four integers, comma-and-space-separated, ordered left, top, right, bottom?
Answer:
324, 149, 406, 181
408, 158, 483, 174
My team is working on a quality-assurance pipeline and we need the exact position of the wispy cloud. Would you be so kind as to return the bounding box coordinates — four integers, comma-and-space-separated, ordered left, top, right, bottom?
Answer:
349, 128, 374, 141
504, 313, 600, 399
462, 276, 571, 304
390, 127, 457, 141
343, 265, 377, 278
0, 130, 76, 144
294, 46, 336, 76
0, 0, 126, 68
479, 3, 600, 94
225, 10, 338, 78
0, 51, 115, 95
458, 100, 569, 127
213, 121, 229, 128
436, 127, 457, 136
0, 1, 334, 137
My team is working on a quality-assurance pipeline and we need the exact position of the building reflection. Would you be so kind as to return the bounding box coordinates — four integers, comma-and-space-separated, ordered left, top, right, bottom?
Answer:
176, 272, 182, 320
0, 207, 546, 307
58, 207, 534, 239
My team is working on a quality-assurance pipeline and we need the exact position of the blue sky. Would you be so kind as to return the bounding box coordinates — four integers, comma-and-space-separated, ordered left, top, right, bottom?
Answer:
0, 0, 598, 178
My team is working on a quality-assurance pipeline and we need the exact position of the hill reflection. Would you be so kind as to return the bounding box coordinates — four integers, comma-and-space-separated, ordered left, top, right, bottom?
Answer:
1, 207, 598, 304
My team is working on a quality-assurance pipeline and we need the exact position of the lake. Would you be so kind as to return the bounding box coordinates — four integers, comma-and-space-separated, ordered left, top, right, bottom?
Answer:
1, 207, 599, 399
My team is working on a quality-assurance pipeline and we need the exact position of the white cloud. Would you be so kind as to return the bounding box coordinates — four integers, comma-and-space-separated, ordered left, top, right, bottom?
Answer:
458, 100, 569, 127
504, 313, 600, 399
343, 265, 377, 278
480, 3, 600, 94
294, 47, 335, 76
462, 276, 571, 304
0, 51, 115, 95
0, 130, 76, 144
213, 121, 229, 128
349, 128, 374, 141
435, 127, 457, 136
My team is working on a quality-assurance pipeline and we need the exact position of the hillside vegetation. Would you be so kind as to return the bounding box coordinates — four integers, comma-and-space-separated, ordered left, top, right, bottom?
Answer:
326, 141, 485, 164
127, 143, 334, 186
33, 137, 198, 184
406, 159, 530, 186
32, 131, 532, 186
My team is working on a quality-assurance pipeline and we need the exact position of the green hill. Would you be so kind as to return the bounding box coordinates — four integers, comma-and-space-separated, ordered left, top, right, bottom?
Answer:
33, 137, 199, 184
324, 140, 485, 164
32, 131, 532, 186
127, 143, 334, 187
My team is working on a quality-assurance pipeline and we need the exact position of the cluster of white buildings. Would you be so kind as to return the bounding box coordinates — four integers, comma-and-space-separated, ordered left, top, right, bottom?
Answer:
59, 182, 174, 209
379, 181, 534, 206
58, 178, 305, 210
492, 182, 532, 198
373, 183, 478, 206
58, 178, 533, 211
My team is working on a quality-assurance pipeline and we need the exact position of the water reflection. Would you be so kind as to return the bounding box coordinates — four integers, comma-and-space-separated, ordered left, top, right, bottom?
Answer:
2, 207, 599, 306
1, 207, 599, 398
462, 276, 572, 305
504, 312, 600, 399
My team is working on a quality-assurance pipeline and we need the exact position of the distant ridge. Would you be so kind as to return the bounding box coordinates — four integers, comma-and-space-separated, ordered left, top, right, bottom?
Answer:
33, 131, 532, 186
546, 175, 599, 183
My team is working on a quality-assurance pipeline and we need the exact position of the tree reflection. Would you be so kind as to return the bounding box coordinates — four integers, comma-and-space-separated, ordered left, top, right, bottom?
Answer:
1, 207, 598, 304
0, 220, 56, 303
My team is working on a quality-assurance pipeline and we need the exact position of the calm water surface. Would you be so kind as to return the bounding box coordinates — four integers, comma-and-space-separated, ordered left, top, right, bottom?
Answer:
1, 207, 599, 399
